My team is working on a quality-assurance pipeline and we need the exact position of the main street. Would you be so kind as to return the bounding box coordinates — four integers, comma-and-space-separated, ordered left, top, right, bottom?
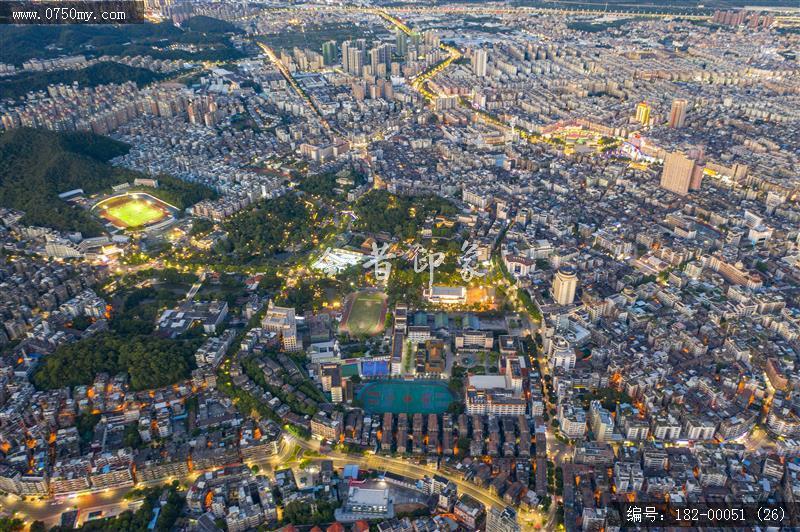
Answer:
256, 41, 338, 135
4, 432, 546, 528
283, 434, 546, 528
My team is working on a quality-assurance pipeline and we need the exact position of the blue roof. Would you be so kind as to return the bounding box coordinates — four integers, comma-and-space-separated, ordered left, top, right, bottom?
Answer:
343, 464, 359, 479
360, 360, 389, 377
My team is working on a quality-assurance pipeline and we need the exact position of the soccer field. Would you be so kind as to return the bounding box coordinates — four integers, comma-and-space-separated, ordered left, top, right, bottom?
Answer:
341, 291, 387, 336
107, 200, 165, 227
95, 193, 171, 229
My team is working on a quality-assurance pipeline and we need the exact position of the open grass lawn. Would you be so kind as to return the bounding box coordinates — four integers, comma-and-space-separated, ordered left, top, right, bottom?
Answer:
342, 291, 386, 336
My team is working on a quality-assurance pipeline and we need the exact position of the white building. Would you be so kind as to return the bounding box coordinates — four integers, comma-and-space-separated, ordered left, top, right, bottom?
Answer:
589, 400, 614, 442
558, 402, 587, 439
549, 336, 576, 372
334, 486, 394, 522
425, 285, 467, 305
262, 301, 300, 351
551, 265, 578, 306
465, 375, 526, 415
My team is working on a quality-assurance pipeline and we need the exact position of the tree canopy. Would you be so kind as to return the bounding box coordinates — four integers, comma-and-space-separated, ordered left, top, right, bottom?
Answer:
32, 331, 200, 391
216, 193, 327, 263
0, 17, 245, 66
354, 190, 457, 239
33, 285, 201, 391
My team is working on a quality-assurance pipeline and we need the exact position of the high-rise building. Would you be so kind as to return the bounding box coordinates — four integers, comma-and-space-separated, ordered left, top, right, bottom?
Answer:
262, 301, 300, 351
551, 265, 578, 306
435, 95, 458, 111
370, 44, 392, 74
472, 49, 488, 77
635, 102, 650, 125
549, 336, 576, 372
487, 506, 520, 532
423, 30, 439, 47
341, 40, 352, 73
589, 400, 615, 442
341, 40, 366, 76
660, 151, 696, 195
322, 40, 337, 66
347, 48, 364, 76
395, 29, 408, 58
668, 98, 688, 128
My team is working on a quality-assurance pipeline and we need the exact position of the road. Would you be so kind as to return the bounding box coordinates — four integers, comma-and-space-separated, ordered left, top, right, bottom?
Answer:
284, 434, 546, 528
185, 270, 207, 301
256, 41, 338, 135
1, 438, 294, 529
3, 433, 545, 528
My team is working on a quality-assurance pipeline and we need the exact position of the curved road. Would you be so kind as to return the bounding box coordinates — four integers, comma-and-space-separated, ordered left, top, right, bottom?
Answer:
3, 433, 545, 528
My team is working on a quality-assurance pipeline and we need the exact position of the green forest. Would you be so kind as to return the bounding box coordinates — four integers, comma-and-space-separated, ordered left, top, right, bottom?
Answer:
0, 62, 166, 100
0, 128, 215, 235
32, 323, 201, 391
213, 193, 329, 264
354, 190, 458, 239
33, 284, 202, 391
298, 169, 366, 201
0, 16, 245, 66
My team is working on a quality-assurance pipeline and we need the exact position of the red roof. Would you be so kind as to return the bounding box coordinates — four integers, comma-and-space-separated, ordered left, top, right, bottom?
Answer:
352, 521, 370, 532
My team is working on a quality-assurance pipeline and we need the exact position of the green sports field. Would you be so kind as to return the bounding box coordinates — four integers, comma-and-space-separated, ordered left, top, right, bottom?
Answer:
95, 193, 170, 229
358, 380, 454, 414
341, 291, 387, 336
108, 200, 164, 227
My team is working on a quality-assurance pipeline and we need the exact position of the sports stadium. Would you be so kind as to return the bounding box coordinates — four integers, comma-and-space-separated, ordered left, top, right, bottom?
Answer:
92, 192, 176, 231
339, 290, 387, 336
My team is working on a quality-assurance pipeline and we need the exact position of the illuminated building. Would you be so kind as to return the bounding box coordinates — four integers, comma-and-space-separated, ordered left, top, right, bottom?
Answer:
261, 300, 300, 351
590, 400, 615, 442
424, 285, 466, 305
551, 264, 577, 305
465, 375, 526, 415
635, 102, 650, 125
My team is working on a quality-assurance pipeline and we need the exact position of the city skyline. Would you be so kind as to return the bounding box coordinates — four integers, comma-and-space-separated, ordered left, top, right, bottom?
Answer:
0, 1, 799, 531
